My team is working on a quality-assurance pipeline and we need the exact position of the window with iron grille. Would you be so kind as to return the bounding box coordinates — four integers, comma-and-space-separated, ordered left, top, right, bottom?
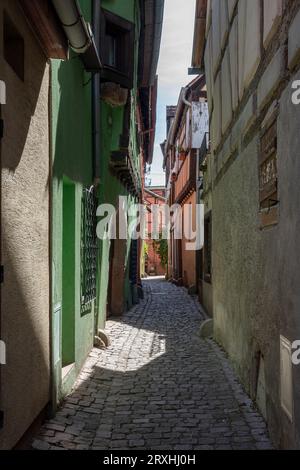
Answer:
81, 187, 98, 313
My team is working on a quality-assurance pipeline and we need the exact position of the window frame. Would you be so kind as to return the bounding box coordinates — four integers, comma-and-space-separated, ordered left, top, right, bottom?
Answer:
100, 9, 135, 90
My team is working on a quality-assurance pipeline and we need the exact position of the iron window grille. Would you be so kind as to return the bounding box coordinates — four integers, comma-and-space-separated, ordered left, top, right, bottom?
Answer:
81, 187, 98, 313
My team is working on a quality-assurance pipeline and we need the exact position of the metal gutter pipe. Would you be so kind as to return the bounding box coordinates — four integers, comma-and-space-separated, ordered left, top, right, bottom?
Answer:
182, 87, 192, 108
52, 0, 91, 54
92, 0, 101, 182
166, 87, 190, 151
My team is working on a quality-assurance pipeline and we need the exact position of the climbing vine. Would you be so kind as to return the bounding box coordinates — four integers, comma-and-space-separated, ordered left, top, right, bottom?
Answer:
153, 233, 168, 268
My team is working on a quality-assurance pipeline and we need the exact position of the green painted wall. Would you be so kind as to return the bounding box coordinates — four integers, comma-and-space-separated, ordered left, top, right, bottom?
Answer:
51, 0, 96, 402
50, 0, 144, 402
96, 0, 142, 329
101, 0, 135, 22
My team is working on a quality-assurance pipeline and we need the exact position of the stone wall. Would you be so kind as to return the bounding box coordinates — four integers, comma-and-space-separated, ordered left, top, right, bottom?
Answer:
204, 0, 300, 448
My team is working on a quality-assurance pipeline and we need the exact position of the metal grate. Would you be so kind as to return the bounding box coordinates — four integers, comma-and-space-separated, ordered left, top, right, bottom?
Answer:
81, 187, 98, 312
129, 240, 138, 284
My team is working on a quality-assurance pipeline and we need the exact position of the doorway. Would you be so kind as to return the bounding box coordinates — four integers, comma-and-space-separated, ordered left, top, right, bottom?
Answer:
62, 180, 76, 368
107, 239, 115, 319
107, 237, 126, 316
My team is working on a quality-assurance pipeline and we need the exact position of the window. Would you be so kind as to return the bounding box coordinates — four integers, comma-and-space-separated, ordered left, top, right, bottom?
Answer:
100, 9, 135, 89
81, 188, 98, 314
4, 12, 24, 81
107, 33, 117, 68
204, 212, 212, 283
259, 116, 279, 228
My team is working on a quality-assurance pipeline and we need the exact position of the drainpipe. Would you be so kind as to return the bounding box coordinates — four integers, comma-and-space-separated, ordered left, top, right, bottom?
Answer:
182, 87, 192, 108
166, 87, 191, 152
92, 0, 101, 340
92, 0, 101, 182
52, 0, 91, 53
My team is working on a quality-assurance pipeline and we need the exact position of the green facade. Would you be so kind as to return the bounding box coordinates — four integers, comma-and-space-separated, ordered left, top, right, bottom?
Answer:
50, 0, 143, 405
51, 0, 95, 404
96, 0, 142, 330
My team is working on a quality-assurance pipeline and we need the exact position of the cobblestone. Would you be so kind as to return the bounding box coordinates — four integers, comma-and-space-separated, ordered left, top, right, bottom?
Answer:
32, 278, 273, 450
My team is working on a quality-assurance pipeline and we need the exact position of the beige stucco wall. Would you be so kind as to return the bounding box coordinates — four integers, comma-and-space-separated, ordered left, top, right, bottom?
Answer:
0, 1, 50, 449
204, 0, 300, 449
202, 142, 213, 316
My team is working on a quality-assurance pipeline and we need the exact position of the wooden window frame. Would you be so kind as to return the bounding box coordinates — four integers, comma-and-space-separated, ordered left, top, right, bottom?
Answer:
100, 9, 135, 90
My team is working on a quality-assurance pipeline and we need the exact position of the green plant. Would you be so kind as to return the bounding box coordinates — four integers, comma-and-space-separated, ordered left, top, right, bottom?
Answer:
143, 242, 149, 258
153, 233, 168, 267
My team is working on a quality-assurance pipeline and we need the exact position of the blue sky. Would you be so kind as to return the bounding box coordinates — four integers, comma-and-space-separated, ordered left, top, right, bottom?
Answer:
148, 0, 196, 187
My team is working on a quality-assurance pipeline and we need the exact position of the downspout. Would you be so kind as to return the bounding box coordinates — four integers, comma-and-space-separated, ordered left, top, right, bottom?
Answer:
164, 86, 192, 206
52, 0, 91, 53
92, 0, 101, 340
92, 0, 101, 182
53, 0, 101, 181
182, 87, 192, 108
167, 86, 191, 152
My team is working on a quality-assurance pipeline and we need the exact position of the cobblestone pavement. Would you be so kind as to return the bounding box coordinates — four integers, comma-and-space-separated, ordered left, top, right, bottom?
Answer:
32, 278, 273, 450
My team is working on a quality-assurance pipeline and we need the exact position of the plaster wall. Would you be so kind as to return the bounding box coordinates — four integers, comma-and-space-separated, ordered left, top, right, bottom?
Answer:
204, 0, 300, 448
0, 0, 50, 448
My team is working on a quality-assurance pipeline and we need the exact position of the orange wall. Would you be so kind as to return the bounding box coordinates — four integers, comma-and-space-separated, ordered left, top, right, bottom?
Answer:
144, 188, 166, 276
181, 192, 197, 287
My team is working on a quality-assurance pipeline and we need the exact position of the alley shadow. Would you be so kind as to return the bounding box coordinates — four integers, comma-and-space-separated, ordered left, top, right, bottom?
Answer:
0, 234, 50, 450
0, 6, 52, 449
38, 278, 270, 450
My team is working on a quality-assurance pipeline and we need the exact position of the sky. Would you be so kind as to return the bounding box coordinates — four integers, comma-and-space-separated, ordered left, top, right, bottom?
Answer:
148, 0, 196, 187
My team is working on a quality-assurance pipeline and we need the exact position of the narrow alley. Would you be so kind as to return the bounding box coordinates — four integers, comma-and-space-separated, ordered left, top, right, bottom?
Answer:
32, 279, 272, 451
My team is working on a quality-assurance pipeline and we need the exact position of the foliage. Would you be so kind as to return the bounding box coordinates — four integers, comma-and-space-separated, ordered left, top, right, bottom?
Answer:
143, 242, 149, 258
153, 233, 168, 267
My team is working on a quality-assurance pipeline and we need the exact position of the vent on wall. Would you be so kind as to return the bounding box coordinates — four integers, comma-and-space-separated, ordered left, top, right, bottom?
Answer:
280, 335, 294, 422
